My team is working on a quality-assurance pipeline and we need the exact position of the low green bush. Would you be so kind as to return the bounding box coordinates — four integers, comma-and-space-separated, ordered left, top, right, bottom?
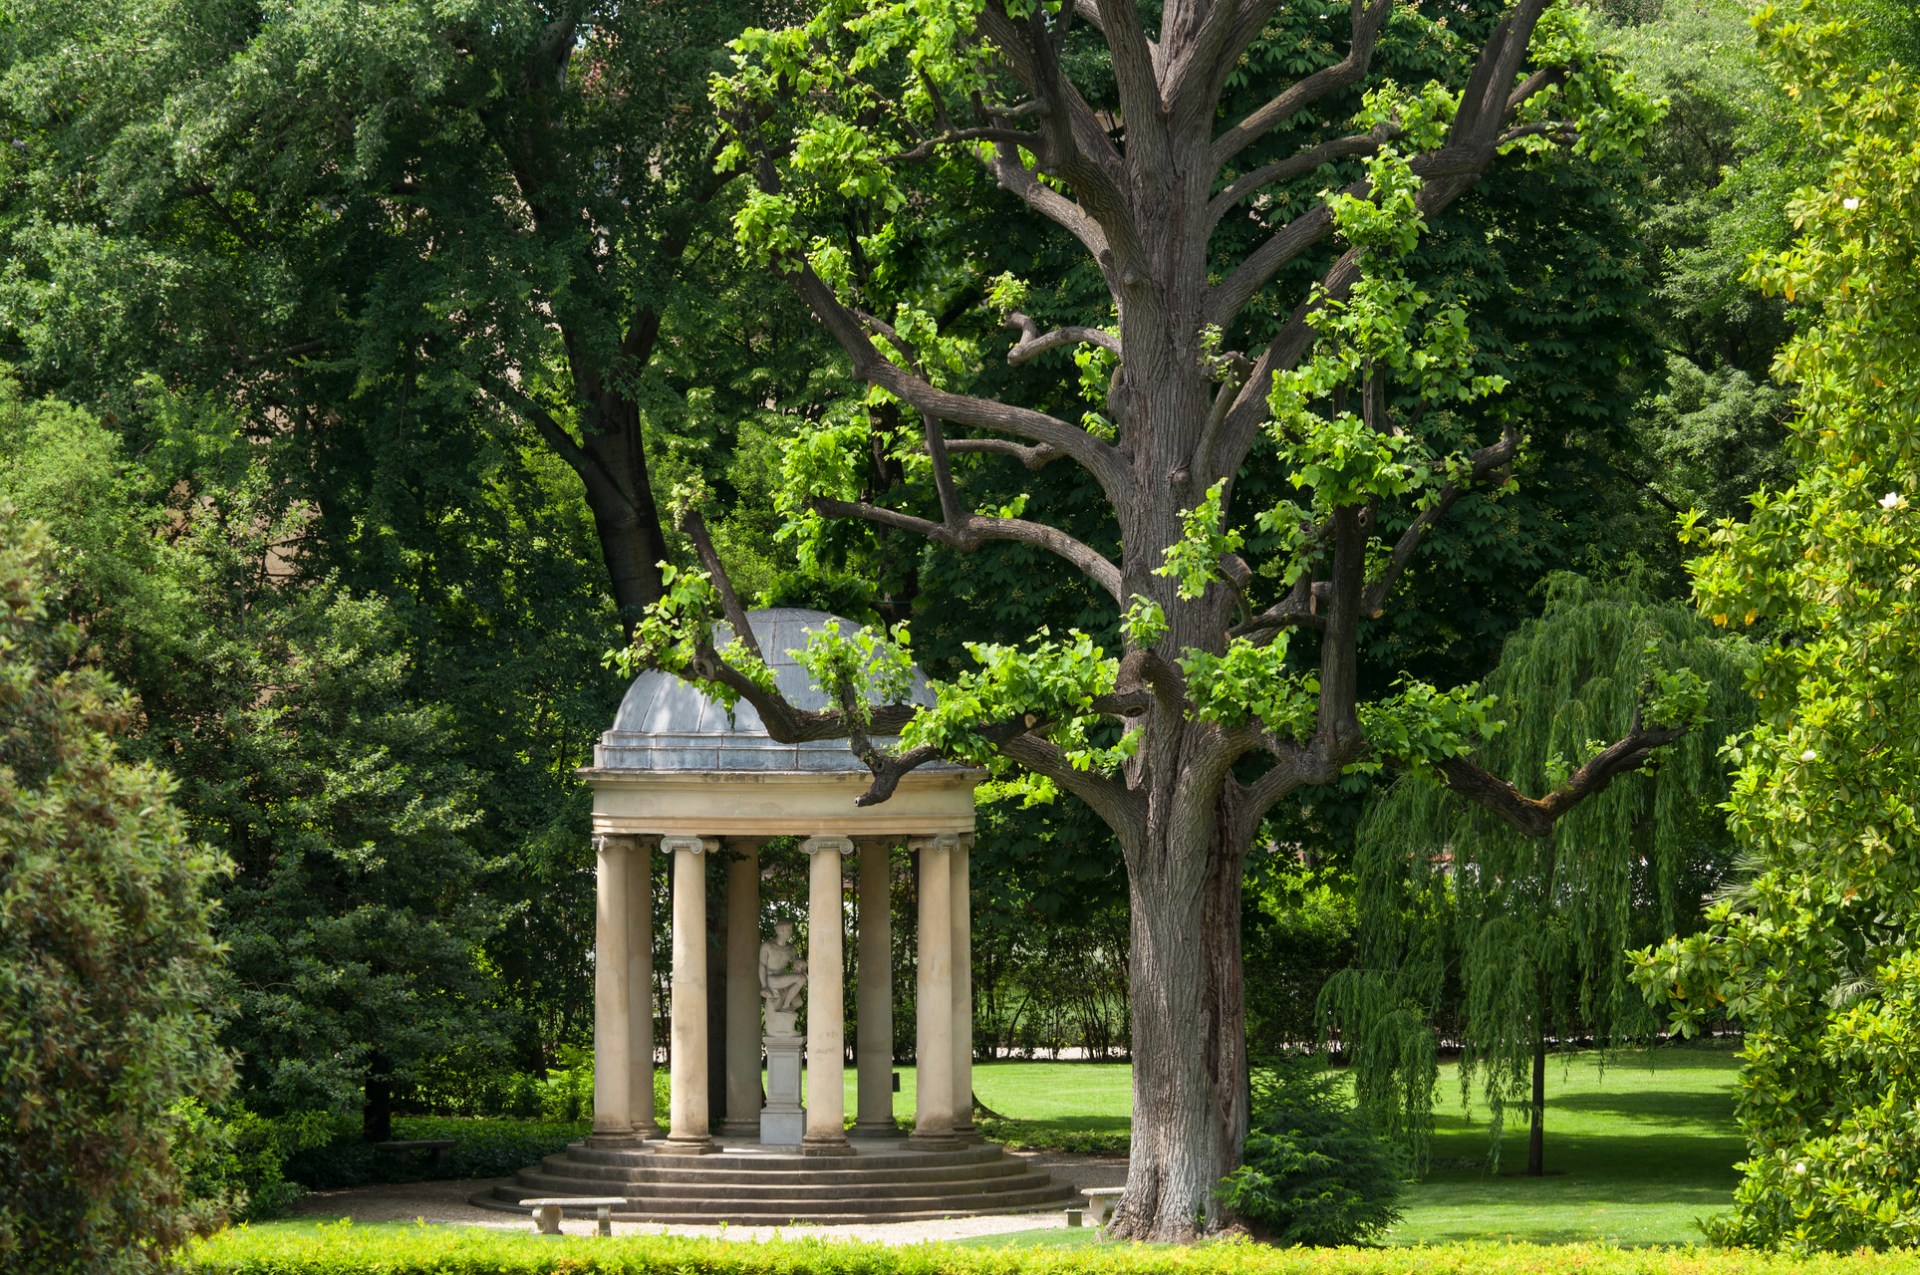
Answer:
184, 1224, 1920, 1275
1215, 1063, 1401, 1245
280, 1115, 589, 1189
177, 1103, 335, 1224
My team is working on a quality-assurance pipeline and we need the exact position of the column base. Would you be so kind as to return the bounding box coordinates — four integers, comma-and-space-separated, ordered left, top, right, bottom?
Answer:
660, 1134, 720, 1155
584, 1130, 649, 1149
905, 1131, 965, 1151
800, 1135, 857, 1157
950, 1122, 986, 1145
849, 1120, 907, 1140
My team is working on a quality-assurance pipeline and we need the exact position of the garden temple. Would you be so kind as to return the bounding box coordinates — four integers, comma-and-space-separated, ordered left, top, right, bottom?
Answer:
476, 609, 1070, 1223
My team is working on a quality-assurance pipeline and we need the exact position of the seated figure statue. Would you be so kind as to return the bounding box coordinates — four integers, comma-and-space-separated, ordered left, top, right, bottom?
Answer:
759, 920, 807, 1016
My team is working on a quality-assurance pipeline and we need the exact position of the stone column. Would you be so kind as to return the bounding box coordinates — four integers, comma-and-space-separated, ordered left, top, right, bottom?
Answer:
721, 841, 763, 1137
592, 835, 634, 1138
910, 834, 958, 1145
801, 836, 854, 1153
950, 836, 977, 1140
663, 835, 716, 1152
852, 841, 900, 1138
627, 837, 656, 1135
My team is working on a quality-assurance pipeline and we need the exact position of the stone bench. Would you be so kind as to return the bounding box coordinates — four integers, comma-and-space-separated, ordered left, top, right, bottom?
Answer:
1082, 1186, 1124, 1226
372, 1139, 455, 1170
522, 1196, 626, 1237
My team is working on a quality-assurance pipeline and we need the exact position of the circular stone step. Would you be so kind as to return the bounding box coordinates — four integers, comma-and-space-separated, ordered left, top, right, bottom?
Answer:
470, 1136, 1077, 1225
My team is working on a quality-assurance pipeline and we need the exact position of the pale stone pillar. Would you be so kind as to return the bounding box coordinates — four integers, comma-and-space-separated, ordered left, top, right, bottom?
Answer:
721, 841, 763, 1137
663, 835, 716, 1152
801, 836, 854, 1153
852, 841, 900, 1138
910, 834, 958, 1145
627, 837, 656, 1135
950, 836, 976, 1139
592, 835, 634, 1137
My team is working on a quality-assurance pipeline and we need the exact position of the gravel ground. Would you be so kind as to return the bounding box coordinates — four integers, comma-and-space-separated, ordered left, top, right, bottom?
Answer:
286, 1150, 1128, 1244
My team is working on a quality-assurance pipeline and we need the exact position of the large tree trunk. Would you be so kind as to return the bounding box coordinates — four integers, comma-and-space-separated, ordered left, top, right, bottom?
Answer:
573, 396, 672, 629
1527, 976, 1548, 1176
362, 1055, 394, 1144
1109, 800, 1252, 1242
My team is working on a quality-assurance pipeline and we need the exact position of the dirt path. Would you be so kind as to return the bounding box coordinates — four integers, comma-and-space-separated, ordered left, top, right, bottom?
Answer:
287, 1150, 1128, 1243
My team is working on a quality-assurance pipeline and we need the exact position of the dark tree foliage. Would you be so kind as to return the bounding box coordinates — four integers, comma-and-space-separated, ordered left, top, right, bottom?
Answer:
0, 516, 231, 1274
0, 382, 502, 1140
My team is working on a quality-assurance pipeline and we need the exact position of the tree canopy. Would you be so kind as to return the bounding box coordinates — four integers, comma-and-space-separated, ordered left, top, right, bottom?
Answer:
1634, 5, 1920, 1250
609, 0, 1717, 1240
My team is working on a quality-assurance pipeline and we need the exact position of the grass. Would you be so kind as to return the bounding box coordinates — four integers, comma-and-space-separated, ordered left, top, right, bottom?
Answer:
937, 1042, 1744, 1249
1386, 1041, 1743, 1247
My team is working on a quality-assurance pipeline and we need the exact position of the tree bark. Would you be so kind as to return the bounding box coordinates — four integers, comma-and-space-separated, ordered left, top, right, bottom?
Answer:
1109, 793, 1253, 1240
1527, 977, 1548, 1177
362, 1056, 394, 1144
574, 397, 672, 628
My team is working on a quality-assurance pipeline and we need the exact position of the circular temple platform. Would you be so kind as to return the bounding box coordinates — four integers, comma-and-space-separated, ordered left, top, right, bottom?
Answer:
472, 1137, 1076, 1225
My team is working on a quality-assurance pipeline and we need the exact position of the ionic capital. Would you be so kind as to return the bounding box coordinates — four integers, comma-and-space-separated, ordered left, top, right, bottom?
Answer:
908, 833, 962, 854
659, 835, 716, 857
801, 835, 855, 857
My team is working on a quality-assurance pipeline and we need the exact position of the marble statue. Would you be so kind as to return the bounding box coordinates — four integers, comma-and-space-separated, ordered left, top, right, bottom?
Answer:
759, 920, 807, 1015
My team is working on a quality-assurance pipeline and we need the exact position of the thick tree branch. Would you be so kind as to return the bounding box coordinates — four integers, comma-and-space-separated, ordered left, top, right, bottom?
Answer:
1207, 128, 1392, 231
482, 377, 597, 482
981, 141, 1112, 260
1359, 427, 1521, 615
784, 262, 1130, 501
1005, 311, 1122, 365
1435, 720, 1688, 839
678, 507, 762, 662
945, 437, 1067, 469
1230, 576, 1327, 641
812, 496, 1124, 602
889, 125, 1044, 163
976, 3, 1144, 266
1208, 203, 1341, 330
1209, 0, 1395, 169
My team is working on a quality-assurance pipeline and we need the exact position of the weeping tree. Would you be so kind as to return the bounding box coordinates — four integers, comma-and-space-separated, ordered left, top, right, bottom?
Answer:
1326, 575, 1751, 1177
626, 0, 1686, 1241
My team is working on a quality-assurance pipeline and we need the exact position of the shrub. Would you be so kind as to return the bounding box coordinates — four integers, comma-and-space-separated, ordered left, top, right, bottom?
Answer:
0, 518, 232, 1273
176, 1103, 335, 1224
184, 1227, 1920, 1275
279, 1115, 590, 1189
1215, 1063, 1402, 1246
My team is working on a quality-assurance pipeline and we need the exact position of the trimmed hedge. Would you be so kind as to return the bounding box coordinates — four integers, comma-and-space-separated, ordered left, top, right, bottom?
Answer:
280, 1116, 591, 1190
187, 1225, 1920, 1275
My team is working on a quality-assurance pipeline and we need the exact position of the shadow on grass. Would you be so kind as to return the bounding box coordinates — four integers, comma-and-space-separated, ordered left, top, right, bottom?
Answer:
1550, 1089, 1736, 1126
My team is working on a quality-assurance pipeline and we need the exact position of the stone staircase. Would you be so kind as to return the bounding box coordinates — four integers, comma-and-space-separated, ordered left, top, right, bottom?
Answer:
471, 1138, 1076, 1224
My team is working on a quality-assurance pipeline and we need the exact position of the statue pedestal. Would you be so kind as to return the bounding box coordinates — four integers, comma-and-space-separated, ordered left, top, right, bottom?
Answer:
761, 1033, 805, 1145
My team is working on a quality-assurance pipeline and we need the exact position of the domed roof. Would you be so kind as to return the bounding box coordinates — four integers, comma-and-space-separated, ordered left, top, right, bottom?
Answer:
594, 608, 948, 774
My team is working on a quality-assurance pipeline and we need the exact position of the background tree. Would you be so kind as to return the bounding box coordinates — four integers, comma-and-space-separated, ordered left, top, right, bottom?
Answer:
0, 0, 806, 622
0, 516, 231, 1274
1634, 6, 1920, 1250
622, 0, 1703, 1239
0, 0, 835, 1086
1328, 574, 1750, 1177
1600, 0, 1920, 529
0, 382, 501, 1142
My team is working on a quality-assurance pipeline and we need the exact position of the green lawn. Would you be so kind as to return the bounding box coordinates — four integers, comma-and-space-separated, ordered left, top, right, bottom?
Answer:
801, 1058, 1133, 1136
941, 1042, 1744, 1248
